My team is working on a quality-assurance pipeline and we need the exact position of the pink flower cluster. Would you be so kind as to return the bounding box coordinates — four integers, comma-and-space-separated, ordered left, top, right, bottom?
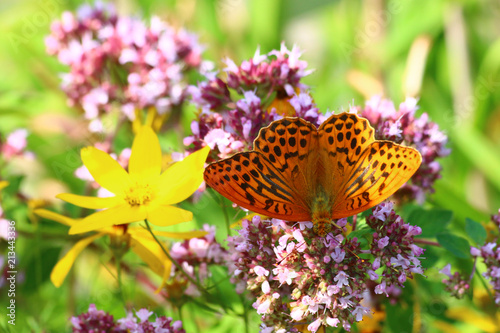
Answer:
71, 304, 185, 333
226, 205, 425, 332
471, 210, 500, 305
168, 224, 227, 297
359, 96, 450, 203
365, 202, 425, 294
1, 129, 33, 160
439, 264, 470, 299
185, 44, 318, 161
46, 1, 205, 132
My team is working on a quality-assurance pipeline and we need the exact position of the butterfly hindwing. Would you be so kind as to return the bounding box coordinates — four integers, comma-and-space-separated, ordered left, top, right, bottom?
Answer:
331, 141, 422, 218
204, 151, 310, 221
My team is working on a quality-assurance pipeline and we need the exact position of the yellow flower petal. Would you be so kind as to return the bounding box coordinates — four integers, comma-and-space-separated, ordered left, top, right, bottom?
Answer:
130, 234, 168, 277
156, 259, 173, 293
56, 193, 121, 209
128, 126, 162, 181
81, 146, 130, 194
0, 181, 9, 191
69, 204, 147, 235
34, 209, 79, 227
150, 230, 208, 239
147, 205, 193, 227
129, 228, 208, 240
51, 233, 104, 287
130, 233, 174, 293
157, 146, 210, 205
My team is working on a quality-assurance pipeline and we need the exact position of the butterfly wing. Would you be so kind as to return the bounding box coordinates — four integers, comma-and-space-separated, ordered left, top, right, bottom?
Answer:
253, 117, 320, 210
318, 113, 422, 218
331, 141, 421, 217
318, 113, 376, 203
204, 151, 310, 221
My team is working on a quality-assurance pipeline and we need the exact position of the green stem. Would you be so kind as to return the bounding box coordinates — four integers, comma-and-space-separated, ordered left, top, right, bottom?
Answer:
413, 239, 440, 247
144, 219, 210, 296
177, 304, 184, 322
115, 255, 126, 307
475, 269, 494, 300
239, 294, 249, 333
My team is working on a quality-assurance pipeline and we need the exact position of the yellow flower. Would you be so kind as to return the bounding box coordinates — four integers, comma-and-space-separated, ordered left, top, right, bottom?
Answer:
56, 126, 210, 235
34, 209, 207, 288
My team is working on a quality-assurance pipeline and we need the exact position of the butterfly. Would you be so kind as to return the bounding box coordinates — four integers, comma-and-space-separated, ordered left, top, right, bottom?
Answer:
204, 113, 422, 236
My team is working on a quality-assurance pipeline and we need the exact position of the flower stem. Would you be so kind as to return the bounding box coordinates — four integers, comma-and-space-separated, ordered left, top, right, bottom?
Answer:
115, 255, 126, 306
413, 239, 440, 247
144, 219, 210, 296
239, 294, 249, 333
177, 304, 184, 323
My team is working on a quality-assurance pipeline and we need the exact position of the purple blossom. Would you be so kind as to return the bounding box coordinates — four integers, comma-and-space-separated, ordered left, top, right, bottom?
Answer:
185, 43, 317, 162
439, 264, 470, 299
46, 3, 205, 132
470, 211, 500, 305
167, 224, 228, 298
71, 304, 120, 333
226, 212, 421, 331
366, 202, 426, 296
1, 129, 34, 160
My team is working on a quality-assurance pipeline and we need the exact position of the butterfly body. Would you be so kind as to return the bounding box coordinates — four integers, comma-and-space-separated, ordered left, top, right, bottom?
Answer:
204, 113, 422, 236
310, 187, 333, 236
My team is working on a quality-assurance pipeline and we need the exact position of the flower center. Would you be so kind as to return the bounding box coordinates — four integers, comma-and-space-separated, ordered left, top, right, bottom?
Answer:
124, 182, 153, 206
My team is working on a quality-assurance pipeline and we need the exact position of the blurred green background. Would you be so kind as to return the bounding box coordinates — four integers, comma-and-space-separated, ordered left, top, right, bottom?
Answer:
1, 0, 500, 331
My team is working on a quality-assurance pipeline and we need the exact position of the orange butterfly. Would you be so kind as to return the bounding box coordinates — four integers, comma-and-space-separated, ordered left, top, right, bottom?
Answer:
204, 113, 422, 236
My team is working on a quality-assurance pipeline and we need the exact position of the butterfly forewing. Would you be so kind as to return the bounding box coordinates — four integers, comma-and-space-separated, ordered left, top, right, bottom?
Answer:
330, 140, 422, 218
254, 117, 319, 208
204, 151, 310, 220
318, 113, 376, 200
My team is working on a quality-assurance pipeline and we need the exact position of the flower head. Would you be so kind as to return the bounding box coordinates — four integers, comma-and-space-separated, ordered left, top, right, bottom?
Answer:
470, 210, 500, 304
46, 3, 206, 132
439, 263, 470, 299
71, 304, 186, 333
35, 208, 207, 288
166, 224, 228, 298
56, 126, 209, 234
226, 205, 425, 331
185, 43, 318, 162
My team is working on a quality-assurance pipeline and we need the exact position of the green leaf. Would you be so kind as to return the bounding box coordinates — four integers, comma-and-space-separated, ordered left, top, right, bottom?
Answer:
420, 246, 440, 269
347, 227, 372, 241
1, 175, 23, 197
436, 233, 471, 259
385, 282, 415, 332
359, 208, 373, 219
408, 208, 453, 238
465, 218, 487, 246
